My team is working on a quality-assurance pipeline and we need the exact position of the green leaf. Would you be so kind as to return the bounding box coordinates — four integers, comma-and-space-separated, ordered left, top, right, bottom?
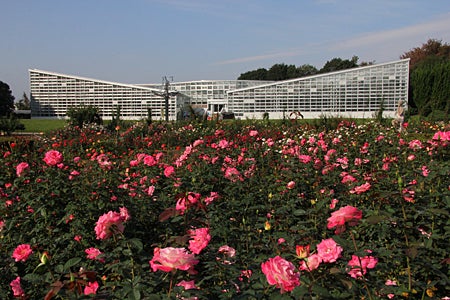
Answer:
63, 257, 82, 271
428, 208, 449, 216
293, 209, 307, 216
312, 284, 331, 297
130, 289, 141, 300
405, 247, 418, 259
128, 238, 144, 252
365, 215, 388, 224
251, 282, 264, 290
22, 273, 42, 283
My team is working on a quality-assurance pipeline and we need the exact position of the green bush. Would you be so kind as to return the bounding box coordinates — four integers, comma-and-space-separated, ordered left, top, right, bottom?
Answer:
66, 105, 102, 128
0, 115, 25, 135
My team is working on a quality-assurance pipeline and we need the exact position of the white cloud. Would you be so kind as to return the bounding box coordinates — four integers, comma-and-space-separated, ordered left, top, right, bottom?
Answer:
330, 13, 450, 51
214, 13, 450, 65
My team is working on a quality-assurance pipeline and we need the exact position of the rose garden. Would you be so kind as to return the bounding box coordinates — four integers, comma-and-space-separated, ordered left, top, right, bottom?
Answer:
0, 118, 449, 299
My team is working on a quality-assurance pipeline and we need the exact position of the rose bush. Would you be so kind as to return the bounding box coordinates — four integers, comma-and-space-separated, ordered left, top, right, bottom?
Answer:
0, 119, 449, 299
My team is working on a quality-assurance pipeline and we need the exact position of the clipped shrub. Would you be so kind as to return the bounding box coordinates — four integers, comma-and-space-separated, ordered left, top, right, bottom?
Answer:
67, 105, 103, 128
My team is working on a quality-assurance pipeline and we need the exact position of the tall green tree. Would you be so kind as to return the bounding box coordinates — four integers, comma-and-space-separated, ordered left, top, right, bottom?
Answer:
404, 39, 450, 119
0, 81, 15, 117
16, 92, 31, 110
410, 62, 435, 116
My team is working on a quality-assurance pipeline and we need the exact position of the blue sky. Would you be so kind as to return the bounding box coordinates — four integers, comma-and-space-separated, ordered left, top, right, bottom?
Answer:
1, 0, 449, 100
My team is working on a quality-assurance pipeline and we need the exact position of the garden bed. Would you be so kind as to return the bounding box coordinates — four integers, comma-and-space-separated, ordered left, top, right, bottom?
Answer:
1, 120, 449, 299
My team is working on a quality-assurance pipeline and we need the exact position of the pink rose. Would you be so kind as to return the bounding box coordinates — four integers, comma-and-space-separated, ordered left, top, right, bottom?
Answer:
350, 182, 371, 194
12, 244, 33, 262
299, 253, 322, 271
16, 162, 29, 177
94, 207, 129, 240
347, 253, 378, 279
408, 139, 423, 150
150, 247, 199, 273
193, 139, 204, 147
327, 205, 362, 234
145, 185, 155, 196
218, 139, 229, 149
316, 238, 342, 263
239, 269, 253, 282
224, 167, 243, 182
85, 247, 105, 263
84, 281, 99, 295
432, 131, 450, 141
249, 130, 258, 137
204, 191, 219, 205
261, 256, 300, 293
298, 155, 312, 164
176, 192, 201, 214
164, 165, 175, 177
385, 279, 397, 286
341, 173, 357, 184
218, 245, 236, 257
10, 276, 24, 298
119, 206, 131, 221
286, 181, 295, 189
176, 280, 198, 290
329, 198, 339, 209
421, 165, 430, 177
96, 154, 112, 169
188, 227, 211, 254
143, 155, 156, 166
43, 150, 63, 166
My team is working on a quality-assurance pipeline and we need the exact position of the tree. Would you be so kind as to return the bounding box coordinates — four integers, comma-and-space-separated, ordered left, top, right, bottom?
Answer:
238, 68, 268, 80
400, 39, 450, 70
319, 56, 359, 73
404, 39, 450, 119
295, 64, 318, 77
16, 92, 31, 110
67, 105, 103, 128
0, 81, 15, 117
267, 63, 292, 81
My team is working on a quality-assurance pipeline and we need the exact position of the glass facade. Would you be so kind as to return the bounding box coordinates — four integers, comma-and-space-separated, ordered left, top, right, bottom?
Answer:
29, 70, 176, 120
139, 80, 273, 114
29, 59, 409, 120
227, 59, 409, 119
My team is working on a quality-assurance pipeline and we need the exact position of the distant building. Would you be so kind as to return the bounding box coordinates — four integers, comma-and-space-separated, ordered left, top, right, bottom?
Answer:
13, 110, 32, 119
29, 58, 409, 120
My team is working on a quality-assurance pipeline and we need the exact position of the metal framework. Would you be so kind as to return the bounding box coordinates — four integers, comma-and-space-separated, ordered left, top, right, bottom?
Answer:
227, 59, 409, 119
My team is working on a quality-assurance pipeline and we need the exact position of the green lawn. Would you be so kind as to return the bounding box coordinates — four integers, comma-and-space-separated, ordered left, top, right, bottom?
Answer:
19, 119, 67, 133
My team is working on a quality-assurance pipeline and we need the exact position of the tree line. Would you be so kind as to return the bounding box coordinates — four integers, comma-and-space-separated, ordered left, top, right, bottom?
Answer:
237, 56, 364, 81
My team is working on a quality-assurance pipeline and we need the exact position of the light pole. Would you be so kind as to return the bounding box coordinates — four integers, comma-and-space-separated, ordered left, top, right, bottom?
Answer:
152, 76, 179, 121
